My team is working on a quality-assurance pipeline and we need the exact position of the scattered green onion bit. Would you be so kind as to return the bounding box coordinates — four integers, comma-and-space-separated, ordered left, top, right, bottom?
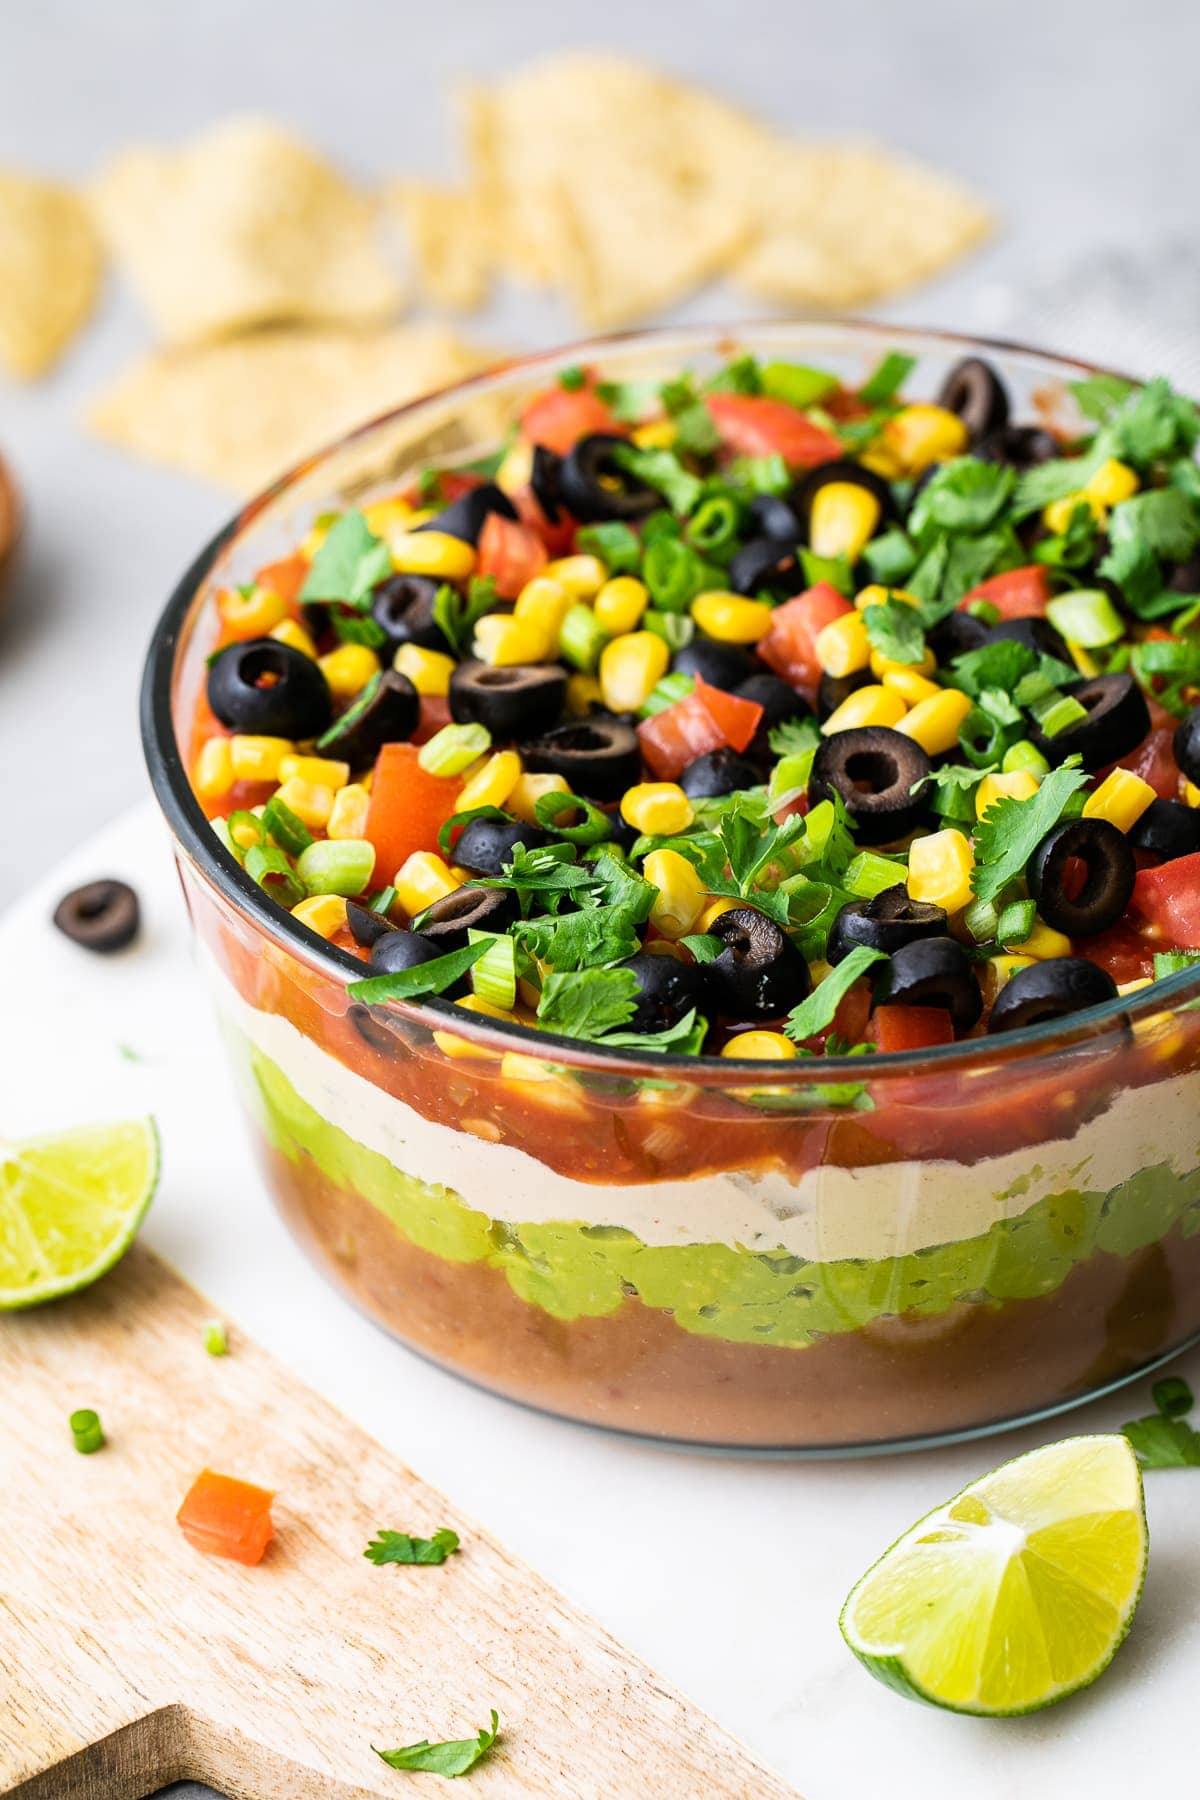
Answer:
369, 885, 398, 917
228, 808, 266, 850
245, 843, 306, 909
575, 520, 641, 574
759, 359, 838, 410
1031, 691, 1089, 739
997, 898, 1037, 945
375, 1710, 500, 1778
212, 817, 242, 862
559, 602, 609, 672
263, 795, 314, 857
858, 349, 916, 407
639, 671, 694, 719
1153, 950, 1200, 979
963, 895, 1001, 943
203, 1319, 229, 1357
966, 597, 1002, 625
687, 494, 740, 555
469, 931, 518, 1010
1001, 740, 1050, 779
297, 838, 376, 898
845, 851, 905, 900
1045, 588, 1126, 648
959, 707, 1013, 768
418, 722, 491, 777
70, 1408, 105, 1454
643, 608, 694, 651
533, 787, 612, 845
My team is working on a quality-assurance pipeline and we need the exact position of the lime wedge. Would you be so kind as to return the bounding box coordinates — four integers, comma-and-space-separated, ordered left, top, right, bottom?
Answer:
840, 1434, 1147, 1715
0, 1118, 159, 1309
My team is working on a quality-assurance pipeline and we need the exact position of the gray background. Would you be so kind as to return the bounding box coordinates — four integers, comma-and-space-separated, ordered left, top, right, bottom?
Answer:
1, 1, 1196, 1794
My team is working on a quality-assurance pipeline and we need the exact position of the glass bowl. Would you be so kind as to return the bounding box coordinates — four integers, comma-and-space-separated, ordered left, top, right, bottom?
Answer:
141, 321, 1200, 1455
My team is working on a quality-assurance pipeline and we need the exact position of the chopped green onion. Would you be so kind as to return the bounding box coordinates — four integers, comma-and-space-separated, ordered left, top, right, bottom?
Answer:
297, 838, 376, 897
70, 1408, 104, 1454
418, 722, 491, 776
727, 452, 790, 495
244, 843, 306, 909
799, 549, 854, 596
963, 895, 1001, 943
262, 795, 314, 856
642, 536, 708, 611
759, 360, 838, 410
203, 1320, 229, 1356
845, 851, 905, 900
966, 598, 1002, 625
958, 707, 1015, 768
687, 494, 740, 555
574, 521, 641, 574
930, 778, 977, 825
1002, 740, 1050, 778
369, 885, 398, 916
533, 788, 613, 845
559, 602, 609, 672
1045, 588, 1126, 648
1031, 691, 1089, 739
211, 817, 243, 862
469, 932, 517, 1010
639, 671, 694, 718
997, 898, 1037, 945
643, 608, 694, 651
858, 350, 917, 407
228, 809, 266, 850
768, 751, 816, 811
1153, 1376, 1194, 1417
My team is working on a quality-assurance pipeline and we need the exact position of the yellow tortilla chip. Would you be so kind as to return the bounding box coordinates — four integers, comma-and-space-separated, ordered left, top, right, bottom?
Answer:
386, 180, 493, 312
90, 117, 403, 343
0, 170, 102, 378
87, 325, 492, 494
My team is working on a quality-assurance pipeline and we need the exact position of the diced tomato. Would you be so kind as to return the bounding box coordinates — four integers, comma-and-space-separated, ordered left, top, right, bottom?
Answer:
413, 694, 451, 744
1112, 723, 1180, 800
828, 978, 872, 1045
1084, 924, 1157, 986
637, 676, 764, 780
958, 565, 1051, 620
510, 483, 577, 557
757, 584, 853, 697
690, 677, 762, 752
365, 744, 461, 883
255, 552, 309, 605
177, 1469, 275, 1565
476, 514, 547, 599
870, 1005, 956, 1053
706, 394, 843, 468
1128, 853, 1200, 949
520, 383, 621, 455
437, 471, 483, 504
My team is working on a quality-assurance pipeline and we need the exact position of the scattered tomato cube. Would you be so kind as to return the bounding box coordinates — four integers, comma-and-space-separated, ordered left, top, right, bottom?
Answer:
177, 1468, 276, 1565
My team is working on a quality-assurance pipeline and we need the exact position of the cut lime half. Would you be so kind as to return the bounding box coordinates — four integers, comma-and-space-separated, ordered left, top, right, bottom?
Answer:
840, 1434, 1147, 1716
0, 1118, 159, 1309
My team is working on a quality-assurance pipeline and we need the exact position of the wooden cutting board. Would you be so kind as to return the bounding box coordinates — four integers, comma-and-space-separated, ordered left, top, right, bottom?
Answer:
0, 1245, 798, 1800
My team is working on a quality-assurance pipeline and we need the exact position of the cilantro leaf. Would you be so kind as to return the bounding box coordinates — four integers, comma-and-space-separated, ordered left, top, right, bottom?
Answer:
1097, 533, 1166, 617
1032, 499, 1099, 570
945, 637, 1036, 699
596, 1007, 708, 1054
1069, 373, 1135, 422
613, 445, 703, 516
375, 1710, 500, 1776
536, 968, 638, 1039
434, 576, 497, 658
971, 762, 1090, 903
1131, 636, 1200, 716
784, 945, 886, 1043
857, 350, 916, 407
300, 510, 393, 608
704, 354, 761, 396
861, 597, 926, 666
768, 715, 822, 757
672, 400, 720, 456
862, 526, 918, 587
679, 933, 721, 963
1096, 375, 1200, 467
908, 458, 1015, 539
514, 905, 641, 972
1107, 487, 1200, 563
1121, 1414, 1200, 1469
365, 1528, 460, 1567
347, 941, 490, 1004
1014, 449, 1105, 517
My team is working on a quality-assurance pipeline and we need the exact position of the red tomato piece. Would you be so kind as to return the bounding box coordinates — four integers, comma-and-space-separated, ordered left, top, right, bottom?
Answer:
255, 552, 309, 606
437, 471, 482, 503
959, 564, 1051, 620
177, 1469, 275, 1566
637, 677, 764, 780
706, 394, 843, 468
691, 676, 763, 753
476, 514, 547, 599
412, 694, 451, 744
757, 584, 853, 697
365, 744, 461, 884
1083, 924, 1157, 986
1128, 853, 1200, 949
1112, 723, 1180, 800
512, 483, 577, 557
871, 1005, 956, 1053
520, 384, 621, 455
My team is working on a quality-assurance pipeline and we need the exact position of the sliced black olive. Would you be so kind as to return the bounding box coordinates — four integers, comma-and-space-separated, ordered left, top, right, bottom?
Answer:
735, 672, 811, 729
673, 637, 757, 692
976, 425, 1060, 470
928, 609, 988, 663
727, 536, 805, 598
449, 660, 566, 738
206, 637, 332, 738
827, 886, 947, 966
791, 459, 893, 537
1129, 798, 1200, 862
416, 883, 517, 948
530, 445, 564, 522
521, 716, 641, 803
988, 957, 1118, 1034
748, 492, 801, 542
1028, 817, 1136, 936
809, 726, 932, 845
817, 669, 871, 722
1173, 707, 1200, 784
619, 951, 708, 1033
1167, 553, 1200, 595
558, 433, 659, 523
345, 900, 395, 948
316, 670, 419, 764
453, 815, 551, 877
872, 936, 983, 1033
706, 906, 811, 1021
417, 481, 517, 546
936, 357, 1010, 443
1033, 674, 1152, 771
679, 747, 762, 799
368, 927, 451, 979
53, 879, 140, 953
370, 573, 448, 653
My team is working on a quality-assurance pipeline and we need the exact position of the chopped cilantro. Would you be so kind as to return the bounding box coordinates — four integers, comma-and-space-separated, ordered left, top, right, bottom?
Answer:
574, 520, 642, 574
679, 933, 721, 964
1097, 532, 1169, 617
330, 607, 388, 649
1069, 373, 1135, 422
1096, 375, 1200, 468
971, 761, 1089, 903
596, 1008, 708, 1054
1014, 448, 1105, 517
375, 1710, 500, 1777
536, 968, 638, 1039
861, 596, 926, 665
1032, 499, 1099, 570
1108, 487, 1200, 564
557, 363, 586, 390
613, 445, 703, 516
704, 353, 761, 396
514, 905, 641, 973
672, 400, 721, 456
433, 575, 497, 658
1154, 950, 1200, 980
300, 510, 393, 608
908, 458, 1015, 539
1121, 1414, 1200, 1469
768, 715, 822, 757
862, 526, 918, 587
1131, 636, 1200, 715
784, 945, 885, 1043
946, 638, 1036, 699
347, 940, 490, 1004
857, 350, 916, 407
364, 1528, 460, 1566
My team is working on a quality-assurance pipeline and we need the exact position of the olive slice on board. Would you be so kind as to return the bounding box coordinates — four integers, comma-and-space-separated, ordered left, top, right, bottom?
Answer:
727, 536, 806, 598
872, 936, 982, 1033
1173, 707, 1200, 785
1028, 817, 1136, 936
619, 952, 707, 1033
450, 661, 567, 738
558, 434, 659, 523
206, 638, 333, 739
679, 747, 762, 799
317, 670, 419, 764
706, 906, 811, 1021
53, 880, 140, 953
521, 716, 641, 803
809, 726, 931, 845
1129, 798, 1200, 863
417, 482, 517, 546
1032, 674, 1152, 771
936, 356, 1010, 444
827, 887, 947, 966
415, 884, 517, 949
452, 815, 551, 877
988, 956, 1118, 1034
673, 638, 758, 692
370, 574, 449, 653
345, 901, 395, 949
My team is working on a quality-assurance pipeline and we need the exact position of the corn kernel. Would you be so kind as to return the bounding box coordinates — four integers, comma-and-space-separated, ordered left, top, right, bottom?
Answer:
1082, 767, 1156, 832
387, 530, 476, 581
514, 576, 573, 640
859, 446, 904, 481
218, 583, 289, 639
595, 576, 650, 636
565, 672, 603, 717
279, 753, 350, 790
1017, 918, 1073, 959
855, 584, 921, 612
434, 994, 518, 1061
696, 896, 740, 933
507, 772, 569, 825
881, 666, 942, 705
690, 591, 773, 644
394, 643, 456, 696
300, 517, 333, 559
229, 735, 294, 782
1068, 642, 1100, 677
543, 554, 608, 597
821, 684, 907, 735
721, 1031, 798, 1061
499, 1051, 589, 1112
814, 611, 872, 678
1117, 976, 1154, 996
809, 482, 881, 562
327, 783, 371, 840
980, 953, 1036, 1008
395, 851, 461, 916
193, 735, 233, 800
473, 614, 552, 666
631, 418, 677, 450
274, 776, 337, 830
318, 643, 381, 701
599, 630, 669, 712
1085, 457, 1139, 509
361, 496, 415, 538
871, 646, 938, 680
643, 848, 706, 938
976, 769, 1039, 818
907, 828, 975, 913
457, 749, 523, 812
269, 617, 318, 659
882, 404, 969, 473
1188, 781, 1200, 809
291, 895, 349, 938
621, 782, 695, 836
495, 440, 534, 494
896, 688, 974, 756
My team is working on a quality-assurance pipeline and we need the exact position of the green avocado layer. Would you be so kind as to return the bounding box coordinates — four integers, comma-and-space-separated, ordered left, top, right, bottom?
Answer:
237, 1034, 1200, 1349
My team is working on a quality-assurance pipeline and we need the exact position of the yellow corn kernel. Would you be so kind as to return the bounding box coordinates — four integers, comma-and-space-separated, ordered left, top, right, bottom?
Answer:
393, 642, 455, 696
620, 782, 695, 836
855, 583, 922, 612
507, 772, 569, 825
1068, 642, 1100, 677
1117, 976, 1154, 996
395, 851, 461, 916
643, 847, 706, 939
434, 994, 518, 1061
881, 666, 941, 705
193, 735, 233, 800
300, 517, 333, 559
473, 613, 552, 666
595, 576, 650, 636
318, 643, 381, 701
1085, 457, 1139, 508
696, 895, 740, 933
362, 496, 415, 538
631, 418, 677, 450
279, 753, 350, 790
690, 591, 773, 644
814, 611, 872, 678
599, 630, 669, 712
976, 769, 1039, 818
494, 438, 534, 493
871, 646, 938, 680
721, 1031, 798, 1061
896, 688, 975, 756
1016, 918, 1073, 959
218, 583, 289, 639
859, 446, 904, 481
326, 782, 371, 840
882, 404, 969, 473
565, 672, 603, 717
274, 776, 336, 830
907, 828, 975, 914
229, 734, 294, 782
1187, 781, 1200, 809
1082, 767, 1156, 832
809, 481, 882, 562
821, 684, 907, 735
269, 617, 318, 659
543, 554, 608, 598
1042, 492, 1092, 534
291, 895, 349, 938
387, 530, 476, 581
980, 953, 1036, 1008
457, 749, 523, 812
514, 576, 573, 640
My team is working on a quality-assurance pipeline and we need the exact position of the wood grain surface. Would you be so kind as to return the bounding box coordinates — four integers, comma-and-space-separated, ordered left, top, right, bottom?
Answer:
0, 1245, 798, 1799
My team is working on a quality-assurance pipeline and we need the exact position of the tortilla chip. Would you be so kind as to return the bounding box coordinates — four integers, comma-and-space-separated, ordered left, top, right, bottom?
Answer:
387, 180, 493, 312
0, 170, 102, 378
90, 117, 403, 343
87, 325, 492, 493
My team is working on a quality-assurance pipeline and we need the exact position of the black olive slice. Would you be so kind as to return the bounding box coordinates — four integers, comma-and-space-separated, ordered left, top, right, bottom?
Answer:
418, 481, 517, 546
1028, 817, 1136, 936
449, 661, 566, 738
706, 906, 811, 1020
985, 615, 1071, 663
452, 815, 551, 877
370, 573, 449, 654
1129, 798, 1200, 862
1032, 674, 1152, 771
1167, 553, 1200, 595
347, 1002, 406, 1057
316, 670, 419, 764
679, 747, 762, 798
817, 669, 871, 722
791, 459, 893, 536
809, 726, 931, 845
557, 433, 659, 523
988, 956, 1118, 1034
369, 927, 444, 973
522, 716, 641, 803
976, 425, 1060, 470
206, 637, 333, 738
928, 609, 989, 663
530, 445, 565, 522
619, 952, 707, 1033
734, 672, 811, 729
53, 879, 140, 953
936, 357, 1010, 443
727, 536, 806, 598
827, 887, 947, 966
415, 884, 517, 948
1173, 707, 1200, 784
872, 936, 983, 1033
673, 638, 758, 692
345, 900, 395, 948
748, 492, 802, 543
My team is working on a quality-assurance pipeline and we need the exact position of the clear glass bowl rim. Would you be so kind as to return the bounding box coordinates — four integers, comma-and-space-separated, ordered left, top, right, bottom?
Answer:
140, 316, 1200, 1086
